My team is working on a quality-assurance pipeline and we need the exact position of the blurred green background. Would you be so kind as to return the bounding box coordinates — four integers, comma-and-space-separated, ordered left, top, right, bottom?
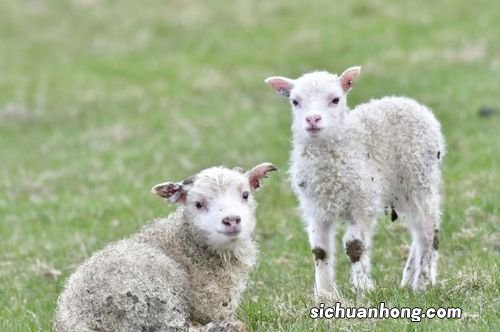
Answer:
0, 0, 498, 330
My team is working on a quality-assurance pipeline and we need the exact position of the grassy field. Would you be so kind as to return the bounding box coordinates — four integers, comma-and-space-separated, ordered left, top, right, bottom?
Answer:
0, 0, 498, 331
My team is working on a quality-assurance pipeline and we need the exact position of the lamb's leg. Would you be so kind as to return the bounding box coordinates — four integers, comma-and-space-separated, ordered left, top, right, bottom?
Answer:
343, 219, 375, 290
190, 320, 246, 332
307, 219, 340, 301
401, 239, 418, 287
411, 227, 439, 290
407, 194, 441, 290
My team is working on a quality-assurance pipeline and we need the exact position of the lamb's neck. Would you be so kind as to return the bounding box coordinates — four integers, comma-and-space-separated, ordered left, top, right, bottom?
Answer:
214, 238, 257, 270
293, 116, 356, 158
184, 220, 257, 270
293, 134, 347, 159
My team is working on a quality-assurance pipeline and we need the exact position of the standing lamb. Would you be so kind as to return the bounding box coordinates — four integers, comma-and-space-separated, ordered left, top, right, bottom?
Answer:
265, 67, 445, 300
54, 163, 277, 332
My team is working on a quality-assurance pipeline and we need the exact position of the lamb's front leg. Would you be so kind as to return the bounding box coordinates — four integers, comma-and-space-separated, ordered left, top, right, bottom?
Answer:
189, 320, 246, 332
343, 219, 375, 291
307, 219, 340, 301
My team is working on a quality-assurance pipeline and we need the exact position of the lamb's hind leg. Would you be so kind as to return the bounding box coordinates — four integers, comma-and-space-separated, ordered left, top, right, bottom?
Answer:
401, 238, 418, 287
343, 215, 375, 291
190, 320, 245, 332
406, 193, 441, 290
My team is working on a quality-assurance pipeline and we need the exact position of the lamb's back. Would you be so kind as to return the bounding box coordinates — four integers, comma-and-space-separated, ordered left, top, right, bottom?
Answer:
352, 96, 445, 196
54, 239, 189, 331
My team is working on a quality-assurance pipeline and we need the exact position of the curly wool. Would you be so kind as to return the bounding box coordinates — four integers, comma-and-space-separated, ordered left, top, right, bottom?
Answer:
266, 68, 445, 295
291, 96, 445, 220
54, 208, 257, 331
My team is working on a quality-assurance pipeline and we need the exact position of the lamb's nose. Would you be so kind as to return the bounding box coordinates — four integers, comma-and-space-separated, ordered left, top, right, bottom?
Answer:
306, 114, 322, 124
222, 215, 241, 226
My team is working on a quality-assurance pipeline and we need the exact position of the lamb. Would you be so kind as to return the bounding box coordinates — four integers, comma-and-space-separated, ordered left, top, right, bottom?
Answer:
54, 163, 277, 332
265, 67, 445, 300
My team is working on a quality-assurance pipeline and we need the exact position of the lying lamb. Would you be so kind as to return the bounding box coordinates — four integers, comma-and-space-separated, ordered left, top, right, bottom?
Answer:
54, 163, 277, 331
265, 67, 445, 299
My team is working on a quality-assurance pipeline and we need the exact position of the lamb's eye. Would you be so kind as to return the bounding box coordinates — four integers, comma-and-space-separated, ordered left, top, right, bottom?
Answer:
195, 202, 203, 209
242, 191, 249, 200
291, 99, 299, 106
331, 97, 340, 105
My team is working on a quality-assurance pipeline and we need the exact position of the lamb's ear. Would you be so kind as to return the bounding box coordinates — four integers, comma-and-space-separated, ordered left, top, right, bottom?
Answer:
264, 76, 295, 98
151, 176, 195, 204
339, 66, 361, 92
246, 163, 278, 191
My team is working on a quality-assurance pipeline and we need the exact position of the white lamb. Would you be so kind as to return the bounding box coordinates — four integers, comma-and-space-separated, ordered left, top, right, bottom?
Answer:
54, 163, 277, 332
265, 67, 445, 299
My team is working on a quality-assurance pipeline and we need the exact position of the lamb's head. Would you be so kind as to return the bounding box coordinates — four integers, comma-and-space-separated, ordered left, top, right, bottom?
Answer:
152, 163, 277, 250
265, 66, 361, 142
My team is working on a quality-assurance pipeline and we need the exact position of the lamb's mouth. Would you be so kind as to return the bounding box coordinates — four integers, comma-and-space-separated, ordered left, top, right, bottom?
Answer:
218, 230, 241, 237
306, 127, 322, 134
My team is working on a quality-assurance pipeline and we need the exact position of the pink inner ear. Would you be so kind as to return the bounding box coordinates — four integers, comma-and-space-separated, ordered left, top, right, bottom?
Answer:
248, 163, 277, 190
249, 177, 260, 190
340, 68, 361, 92
341, 76, 353, 91
171, 191, 187, 204
154, 183, 186, 203
266, 77, 294, 92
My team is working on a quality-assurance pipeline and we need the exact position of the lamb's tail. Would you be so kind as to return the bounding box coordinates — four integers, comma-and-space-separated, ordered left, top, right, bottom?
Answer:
437, 132, 446, 165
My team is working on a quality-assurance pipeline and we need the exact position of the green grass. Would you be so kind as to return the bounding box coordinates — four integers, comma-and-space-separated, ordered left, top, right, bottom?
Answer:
0, 0, 498, 331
